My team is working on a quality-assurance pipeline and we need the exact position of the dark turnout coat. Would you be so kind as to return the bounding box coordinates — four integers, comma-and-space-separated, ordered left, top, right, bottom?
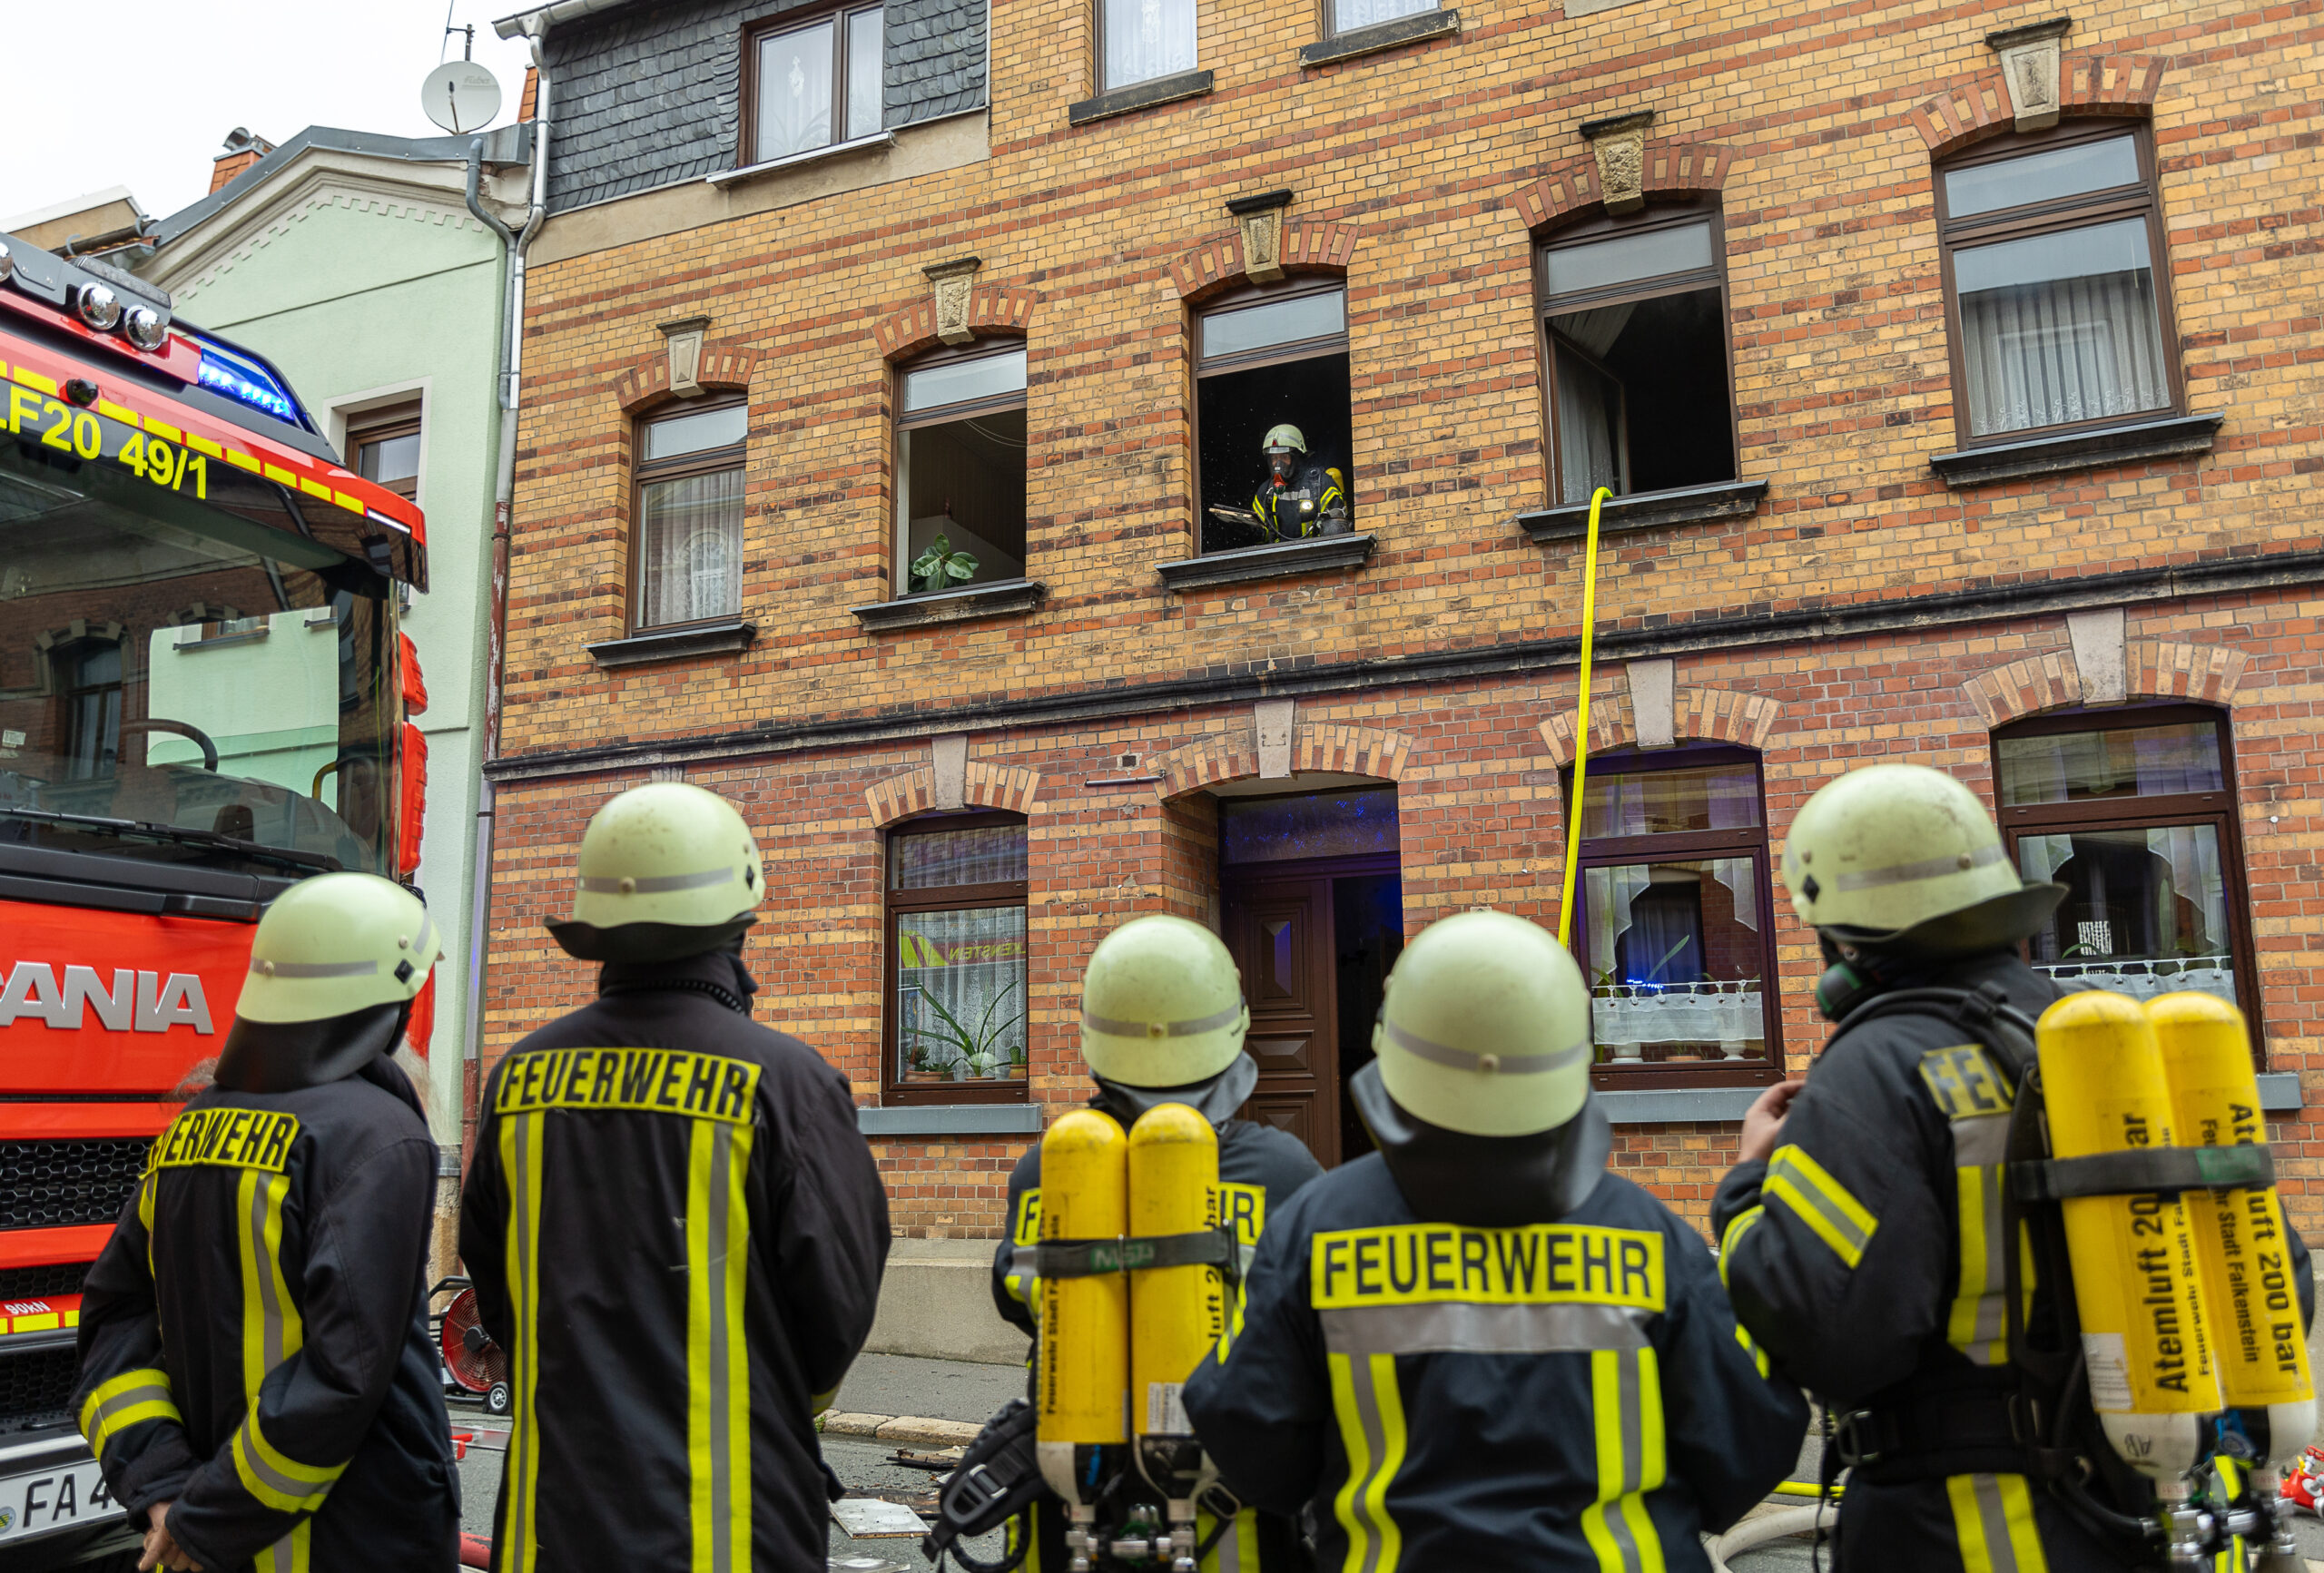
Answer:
74, 1059, 457, 1573
458, 949, 890, 1573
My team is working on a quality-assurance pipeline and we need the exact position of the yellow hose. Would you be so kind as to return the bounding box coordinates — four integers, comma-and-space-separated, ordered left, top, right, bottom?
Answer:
1555, 486, 1613, 948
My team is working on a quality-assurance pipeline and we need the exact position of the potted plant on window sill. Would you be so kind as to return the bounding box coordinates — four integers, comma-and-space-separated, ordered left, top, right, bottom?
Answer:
910, 534, 980, 596
903, 981, 1023, 1085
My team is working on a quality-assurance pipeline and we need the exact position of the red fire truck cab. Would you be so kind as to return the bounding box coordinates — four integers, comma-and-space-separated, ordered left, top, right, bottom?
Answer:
0, 230, 428, 1566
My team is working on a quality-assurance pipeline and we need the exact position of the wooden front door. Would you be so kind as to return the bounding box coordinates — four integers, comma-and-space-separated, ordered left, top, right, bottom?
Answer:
1222, 875, 1339, 1165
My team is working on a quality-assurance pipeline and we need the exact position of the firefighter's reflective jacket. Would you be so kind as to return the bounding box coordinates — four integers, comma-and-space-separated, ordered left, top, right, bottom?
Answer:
1184, 1152, 1806, 1571
459, 950, 890, 1573
1251, 460, 1347, 541
75, 1060, 457, 1573
1709, 950, 2314, 1570
991, 1103, 1323, 1570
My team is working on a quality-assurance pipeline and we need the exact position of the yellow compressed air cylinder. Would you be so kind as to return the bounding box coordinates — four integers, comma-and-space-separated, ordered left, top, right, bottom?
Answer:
2149, 990, 2315, 1465
2037, 989, 2221, 1482
1128, 1104, 1224, 1440
1038, 1108, 1130, 1497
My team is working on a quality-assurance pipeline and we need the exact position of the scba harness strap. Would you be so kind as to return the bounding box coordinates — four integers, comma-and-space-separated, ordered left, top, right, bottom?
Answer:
1019, 1227, 1246, 1286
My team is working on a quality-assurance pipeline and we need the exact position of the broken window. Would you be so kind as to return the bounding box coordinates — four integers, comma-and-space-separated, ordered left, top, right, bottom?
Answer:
894, 345, 1028, 597
1195, 281, 1353, 554
1538, 210, 1736, 504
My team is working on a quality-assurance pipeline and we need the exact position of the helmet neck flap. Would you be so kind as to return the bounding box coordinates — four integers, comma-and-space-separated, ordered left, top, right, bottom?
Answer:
1090, 1051, 1259, 1128
1351, 1060, 1609, 1227
215, 1000, 412, 1098
597, 942, 759, 1014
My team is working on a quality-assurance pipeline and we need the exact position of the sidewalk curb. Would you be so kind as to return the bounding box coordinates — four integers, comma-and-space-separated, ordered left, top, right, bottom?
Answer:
820, 1411, 984, 1447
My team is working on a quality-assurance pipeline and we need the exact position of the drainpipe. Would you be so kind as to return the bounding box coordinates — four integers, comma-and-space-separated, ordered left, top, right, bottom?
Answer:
459, 40, 552, 1139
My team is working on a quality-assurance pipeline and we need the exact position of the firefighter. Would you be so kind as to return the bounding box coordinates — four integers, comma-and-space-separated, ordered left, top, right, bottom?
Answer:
459, 782, 889, 1572
1248, 424, 1348, 542
1183, 909, 1806, 1568
74, 871, 458, 1573
1710, 762, 2311, 1569
990, 912, 1323, 1568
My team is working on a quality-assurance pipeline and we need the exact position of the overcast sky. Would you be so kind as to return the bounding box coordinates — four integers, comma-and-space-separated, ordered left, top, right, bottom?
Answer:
3, 0, 537, 231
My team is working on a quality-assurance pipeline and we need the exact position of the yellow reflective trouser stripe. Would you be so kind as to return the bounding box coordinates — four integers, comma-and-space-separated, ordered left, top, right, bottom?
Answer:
1327, 1351, 1406, 1573
229, 1407, 346, 1511
499, 1111, 547, 1573
1581, 1346, 1667, 1573
79, 1368, 180, 1459
1718, 1205, 1763, 1289
1945, 1473, 2048, 1573
687, 1116, 754, 1573
1764, 1145, 1876, 1269
1198, 1504, 1259, 1572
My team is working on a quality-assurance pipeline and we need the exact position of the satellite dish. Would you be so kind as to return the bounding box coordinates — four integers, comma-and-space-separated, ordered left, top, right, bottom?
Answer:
420, 61, 502, 134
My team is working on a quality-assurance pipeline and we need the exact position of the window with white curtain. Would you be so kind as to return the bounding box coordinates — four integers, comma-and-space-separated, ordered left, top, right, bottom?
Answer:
1938, 126, 2181, 441
749, 4, 884, 164
1994, 708, 2256, 1024
886, 815, 1030, 1103
633, 401, 746, 631
1331, 0, 1434, 34
1568, 751, 1780, 1085
1538, 208, 1738, 506
1102, 0, 1195, 91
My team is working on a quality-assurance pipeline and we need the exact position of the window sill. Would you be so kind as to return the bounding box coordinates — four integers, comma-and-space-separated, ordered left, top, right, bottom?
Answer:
706, 130, 898, 189
1156, 531, 1376, 592
1298, 7, 1460, 67
1068, 69, 1214, 126
586, 618, 758, 669
859, 1101, 1045, 1136
1928, 411, 2225, 488
1595, 1085, 1765, 1125
852, 576, 1047, 631
1516, 478, 1768, 544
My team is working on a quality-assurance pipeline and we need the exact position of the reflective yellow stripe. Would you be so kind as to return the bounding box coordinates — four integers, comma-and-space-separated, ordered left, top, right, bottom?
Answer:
139, 1173, 158, 1280
1718, 1205, 1763, 1288
78, 1368, 180, 1459
1581, 1347, 1667, 1573
229, 1407, 347, 1512
1947, 1163, 2010, 1365
253, 1520, 310, 1573
1327, 1351, 1405, 1573
1764, 1145, 1876, 1269
1945, 1473, 2048, 1573
498, 1111, 547, 1573
1733, 1322, 1770, 1379
686, 1117, 753, 1573
1198, 1504, 1260, 1572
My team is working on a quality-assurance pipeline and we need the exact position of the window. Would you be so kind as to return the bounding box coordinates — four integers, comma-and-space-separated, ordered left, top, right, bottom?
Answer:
1101, 0, 1195, 91
1566, 750, 1779, 1085
57, 638, 123, 781
1937, 126, 2180, 442
350, 403, 422, 501
1994, 706, 2253, 1018
632, 400, 747, 631
1196, 280, 1352, 554
1539, 207, 1736, 506
886, 814, 1029, 1103
746, 5, 884, 164
894, 345, 1027, 597
1327, 0, 1433, 34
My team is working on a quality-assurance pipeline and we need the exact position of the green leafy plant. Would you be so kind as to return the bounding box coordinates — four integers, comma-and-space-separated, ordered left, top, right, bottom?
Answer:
904, 980, 1023, 1078
911, 534, 980, 594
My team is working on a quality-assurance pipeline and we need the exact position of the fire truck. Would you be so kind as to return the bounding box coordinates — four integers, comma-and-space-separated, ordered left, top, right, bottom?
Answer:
0, 230, 430, 1567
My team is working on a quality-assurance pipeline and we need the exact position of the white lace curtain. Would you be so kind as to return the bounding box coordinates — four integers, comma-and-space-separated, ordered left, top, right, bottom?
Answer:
1957, 222, 2170, 438
637, 470, 743, 629
1551, 305, 1633, 505
1105, 0, 1194, 89
1334, 0, 1434, 31
758, 25, 835, 159
896, 907, 1027, 1079
2019, 827, 2230, 959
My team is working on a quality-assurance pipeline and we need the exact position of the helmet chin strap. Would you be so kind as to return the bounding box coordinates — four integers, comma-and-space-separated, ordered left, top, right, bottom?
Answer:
1090, 1053, 1259, 1127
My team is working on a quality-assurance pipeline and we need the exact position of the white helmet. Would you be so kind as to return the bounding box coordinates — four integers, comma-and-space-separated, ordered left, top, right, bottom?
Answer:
1783, 763, 2061, 951
239, 872, 440, 1024
1079, 915, 1248, 1088
547, 782, 766, 963
1371, 909, 1591, 1138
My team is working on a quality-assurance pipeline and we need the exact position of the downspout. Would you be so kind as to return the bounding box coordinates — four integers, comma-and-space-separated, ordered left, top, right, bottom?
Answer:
460, 42, 552, 1141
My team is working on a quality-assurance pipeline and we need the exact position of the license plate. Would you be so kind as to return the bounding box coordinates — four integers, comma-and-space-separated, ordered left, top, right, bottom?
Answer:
0, 1460, 113, 1541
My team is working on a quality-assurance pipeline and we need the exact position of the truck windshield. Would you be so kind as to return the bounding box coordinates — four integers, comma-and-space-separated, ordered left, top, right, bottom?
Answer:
0, 441, 394, 879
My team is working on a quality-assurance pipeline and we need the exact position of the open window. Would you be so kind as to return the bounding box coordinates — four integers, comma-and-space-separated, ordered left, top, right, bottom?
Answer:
744, 4, 885, 164
884, 813, 1030, 1104
350, 402, 422, 502
1538, 207, 1736, 505
1566, 748, 1780, 1086
1993, 706, 2255, 1023
1936, 124, 2180, 442
631, 399, 747, 632
893, 344, 1028, 596
1195, 280, 1352, 554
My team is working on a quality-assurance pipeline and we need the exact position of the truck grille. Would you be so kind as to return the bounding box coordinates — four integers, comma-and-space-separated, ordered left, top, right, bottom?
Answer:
0, 1264, 87, 1300
0, 1344, 81, 1431
0, 1139, 147, 1231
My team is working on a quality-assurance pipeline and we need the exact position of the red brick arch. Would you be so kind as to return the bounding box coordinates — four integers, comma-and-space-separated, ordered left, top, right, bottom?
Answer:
1510, 143, 1737, 234
1959, 639, 2246, 730
1536, 685, 1780, 769
609, 341, 761, 414
1151, 720, 1411, 800
870, 286, 1039, 362
863, 759, 1042, 828
1167, 221, 1362, 306
1913, 53, 2169, 160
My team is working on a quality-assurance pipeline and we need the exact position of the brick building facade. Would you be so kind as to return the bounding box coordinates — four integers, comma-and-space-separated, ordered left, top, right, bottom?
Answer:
480, 0, 2324, 1242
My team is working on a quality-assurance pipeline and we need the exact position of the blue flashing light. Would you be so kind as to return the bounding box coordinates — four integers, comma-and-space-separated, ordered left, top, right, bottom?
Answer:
192, 338, 301, 426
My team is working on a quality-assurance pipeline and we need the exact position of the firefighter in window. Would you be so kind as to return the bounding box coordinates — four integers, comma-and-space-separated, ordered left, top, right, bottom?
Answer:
1247, 424, 1349, 542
